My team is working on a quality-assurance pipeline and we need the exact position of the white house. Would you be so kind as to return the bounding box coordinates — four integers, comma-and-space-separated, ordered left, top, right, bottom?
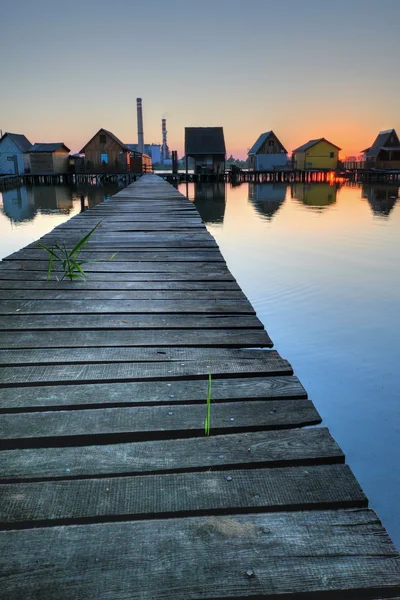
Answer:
247, 131, 288, 171
0, 132, 32, 175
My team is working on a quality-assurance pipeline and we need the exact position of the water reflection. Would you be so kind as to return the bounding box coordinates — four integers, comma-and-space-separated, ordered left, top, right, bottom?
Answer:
1, 187, 36, 222
291, 182, 337, 210
193, 182, 226, 224
248, 183, 286, 220
0, 183, 120, 225
362, 184, 399, 218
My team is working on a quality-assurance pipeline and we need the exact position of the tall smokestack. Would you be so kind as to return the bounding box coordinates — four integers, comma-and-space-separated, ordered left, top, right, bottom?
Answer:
162, 118, 168, 163
137, 98, 144, 155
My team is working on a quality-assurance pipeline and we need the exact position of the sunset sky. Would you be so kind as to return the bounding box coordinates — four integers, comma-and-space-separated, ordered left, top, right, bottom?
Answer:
1, 0, 399, 159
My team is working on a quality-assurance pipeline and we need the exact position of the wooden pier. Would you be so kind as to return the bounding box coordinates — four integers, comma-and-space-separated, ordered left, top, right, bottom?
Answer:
0, 174, 398, 599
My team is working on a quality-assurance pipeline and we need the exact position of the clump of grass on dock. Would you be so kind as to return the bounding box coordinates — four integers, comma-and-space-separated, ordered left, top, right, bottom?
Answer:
205, 371, 212, 436
38, 221, 115, 281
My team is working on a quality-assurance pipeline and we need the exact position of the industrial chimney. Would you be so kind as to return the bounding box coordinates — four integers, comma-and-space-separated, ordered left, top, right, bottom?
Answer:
136, 98, 144, 155
162, 118, 168, 163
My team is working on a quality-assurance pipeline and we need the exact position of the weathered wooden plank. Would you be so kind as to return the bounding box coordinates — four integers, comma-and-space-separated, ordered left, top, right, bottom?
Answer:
0, 376, 306, 410
53, 222, 206, 230
0, 290, 246, 301
0, 271, 236, 281
1, 509, 398, 599
0, 299, 253, 315
0, 262, 234, 275
0, 280, 239, 291
0, 400, 320, 445
0, 428, 343, 481
0, 465, 366, 527
63, 215, 203, 222
0, 315, 263, 334
0, 354, 292, 386
1, 279, 243, 292
3, 251, 225, 263
0, 348, 275, 366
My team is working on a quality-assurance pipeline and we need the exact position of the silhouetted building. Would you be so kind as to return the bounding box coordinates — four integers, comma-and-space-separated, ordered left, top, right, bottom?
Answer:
28, 143, 70, 174
248, 183, 286, 220
247, 131, 288, 171
185, 127, 226, 174
362, 129, 400, 170
292, 183, 337, 209
0, 132, 32, 175
292, 138, 340, 170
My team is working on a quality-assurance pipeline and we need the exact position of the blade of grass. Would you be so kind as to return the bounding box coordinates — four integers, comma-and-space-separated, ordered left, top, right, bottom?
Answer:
69, 221, 102, 257
205, 371, 212, 436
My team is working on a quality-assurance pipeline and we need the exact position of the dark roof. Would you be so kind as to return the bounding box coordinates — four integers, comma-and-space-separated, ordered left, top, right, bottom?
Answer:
29, 143, 70, 153
365, 129, 400, 158
79, 128, 131, 153
293, 138, 341, 153
185, 127, 226, 155
248, 131, 288, 155
0, 132, 32, 152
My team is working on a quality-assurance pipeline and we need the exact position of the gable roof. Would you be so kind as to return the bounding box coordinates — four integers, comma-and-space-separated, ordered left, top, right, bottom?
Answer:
29, 143, 70, 153
293, 138, 341, 153
185, 127, 226, 155
248, 131, 288, 155
364, 129, 399, 158
0, 132, 32, 152
79, 128, 131, 154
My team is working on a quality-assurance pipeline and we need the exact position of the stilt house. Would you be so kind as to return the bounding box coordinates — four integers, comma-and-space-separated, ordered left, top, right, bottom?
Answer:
362, 129, 400, 170
292, 138, 340, 171
247, 131, 288, 171
0, 133, 32, 175
185, 127, 226, 174
27, 143, 70, 174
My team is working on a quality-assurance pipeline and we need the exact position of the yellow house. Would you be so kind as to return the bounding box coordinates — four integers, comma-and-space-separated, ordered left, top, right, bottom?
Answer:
292, 138, 341, 170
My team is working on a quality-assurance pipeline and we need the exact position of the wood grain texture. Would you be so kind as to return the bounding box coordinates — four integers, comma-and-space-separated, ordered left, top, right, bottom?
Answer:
1, 509, 398, 599
0, 290, 246, 301
0, 465, 366, 527
0, 280, 240, 291
0, 347, 275, 366
3, 251, 225, 263
0, 375, 307, 410
0, 400, 320, 444
0, 299, 254, 314
0, 428, 344, 481
0, 354, 292, 386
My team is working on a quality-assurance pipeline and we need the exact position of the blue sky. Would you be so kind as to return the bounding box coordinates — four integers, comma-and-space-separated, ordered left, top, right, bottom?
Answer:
1, 0, 399, 157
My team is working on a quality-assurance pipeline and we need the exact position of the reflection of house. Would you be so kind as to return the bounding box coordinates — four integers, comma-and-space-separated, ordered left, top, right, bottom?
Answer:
185, 127, 226, 174
1, 186, 36, 222
248, 183, 286, 220
28, 143, 70, 174
31, 186, 73, 212
80, 129, 152, 172
362, 184, 398, 217
292, 183, 337, 209
0, 132, 32, 175
362, 129, 400, 170
193, 182, 226, 224
247, 131, 288, 171
293, 138, 340, 170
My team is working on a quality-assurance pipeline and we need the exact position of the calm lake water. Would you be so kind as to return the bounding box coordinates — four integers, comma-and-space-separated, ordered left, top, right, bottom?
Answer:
1, 179, 399, 547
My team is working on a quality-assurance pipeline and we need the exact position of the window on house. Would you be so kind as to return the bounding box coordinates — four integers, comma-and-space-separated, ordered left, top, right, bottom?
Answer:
268, 140, 274, 146
100, 153, 108, 164
100, 134, 106, 144
330, 152, 334, 158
